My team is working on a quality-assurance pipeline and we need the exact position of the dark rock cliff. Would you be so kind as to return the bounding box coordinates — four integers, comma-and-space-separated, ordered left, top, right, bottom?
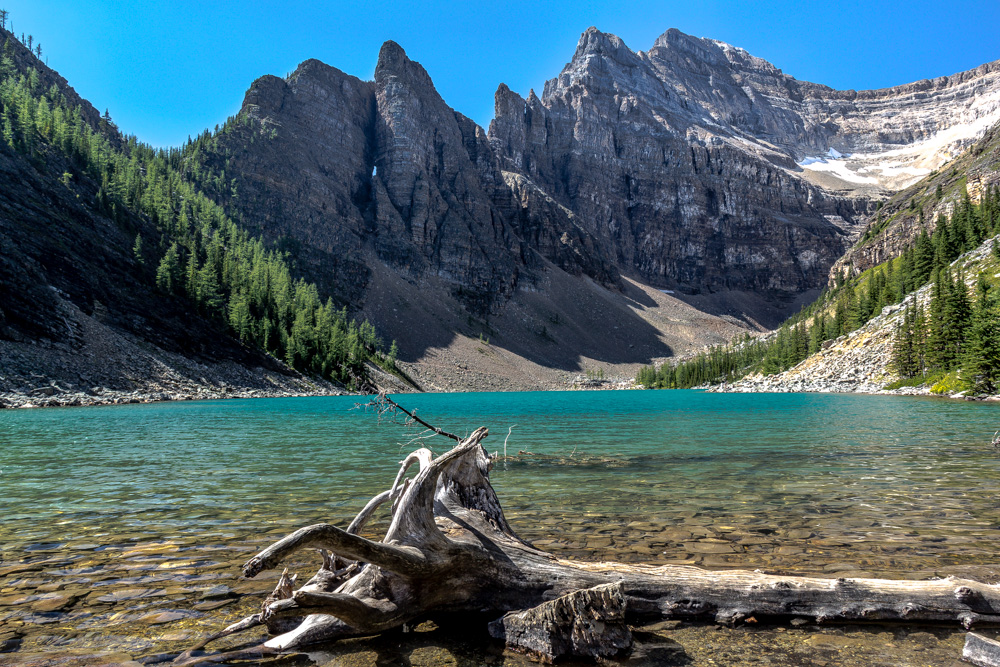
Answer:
202, 43, 617, 320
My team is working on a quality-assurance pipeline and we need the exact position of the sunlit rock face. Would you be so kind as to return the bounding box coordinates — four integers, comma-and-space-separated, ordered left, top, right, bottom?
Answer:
490, 27, 1000, 294
216, 27, 998, 316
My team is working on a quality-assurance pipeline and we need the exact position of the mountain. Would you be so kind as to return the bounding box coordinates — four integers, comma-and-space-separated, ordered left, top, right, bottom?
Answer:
489, 28, 1000, 295
674, 120, 1000, 396
2, 25, 999, 398
185, 39, 748, 391
182, 27, 999, 390
0, 28, 380, 407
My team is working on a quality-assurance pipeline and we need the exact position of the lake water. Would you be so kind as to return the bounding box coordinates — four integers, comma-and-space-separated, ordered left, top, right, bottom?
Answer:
1, 390, 999, 665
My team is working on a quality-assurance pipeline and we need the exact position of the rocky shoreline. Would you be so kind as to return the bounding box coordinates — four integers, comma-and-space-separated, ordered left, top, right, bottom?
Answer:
0, 324, 351, 410
0, 383, 346, 410
709, 237, 1000, 402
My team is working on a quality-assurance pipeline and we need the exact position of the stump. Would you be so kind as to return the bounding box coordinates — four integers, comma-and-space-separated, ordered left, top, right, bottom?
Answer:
488, 582, 632, 662
176, 405, 1000, 665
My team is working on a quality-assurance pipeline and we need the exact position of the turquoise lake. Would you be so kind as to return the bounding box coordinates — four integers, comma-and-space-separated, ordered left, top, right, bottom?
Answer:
1, 390, 1000, 665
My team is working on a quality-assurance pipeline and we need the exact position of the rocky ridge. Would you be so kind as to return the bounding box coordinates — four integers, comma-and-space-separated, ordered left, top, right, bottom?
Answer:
489, 28, 870, 297
830, 121, 1000, 281
201, 43, 618, 319
712, 235, 1000, 396
490, 28, 1000, 296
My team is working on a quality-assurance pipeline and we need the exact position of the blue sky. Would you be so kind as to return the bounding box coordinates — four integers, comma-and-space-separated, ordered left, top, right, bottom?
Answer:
3, 0, 998, 148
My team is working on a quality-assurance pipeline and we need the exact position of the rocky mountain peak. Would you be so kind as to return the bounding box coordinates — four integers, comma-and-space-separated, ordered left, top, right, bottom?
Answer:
544, 27, 649, 101
650, 27, 722, 64
240, 74, 288, 118
375, 40, 437, 93
572, 26, 634, 62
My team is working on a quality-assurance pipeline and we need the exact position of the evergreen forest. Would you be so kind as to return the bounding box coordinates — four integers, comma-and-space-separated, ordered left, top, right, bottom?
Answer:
637, 187, 1000, 393
0, 33, 396, 389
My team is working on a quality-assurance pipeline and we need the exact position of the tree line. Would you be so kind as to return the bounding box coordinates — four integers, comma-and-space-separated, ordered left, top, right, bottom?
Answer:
0, 32, 396, 388
638, 184, 1000, 390
891, 258, 1000, 394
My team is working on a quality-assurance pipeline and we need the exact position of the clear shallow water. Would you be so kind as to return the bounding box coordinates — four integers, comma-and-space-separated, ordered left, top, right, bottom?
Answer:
1, 390, 1000, 665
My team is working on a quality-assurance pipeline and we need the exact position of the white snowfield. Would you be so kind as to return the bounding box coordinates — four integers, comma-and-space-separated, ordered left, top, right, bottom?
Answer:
798, 87, 1000, 191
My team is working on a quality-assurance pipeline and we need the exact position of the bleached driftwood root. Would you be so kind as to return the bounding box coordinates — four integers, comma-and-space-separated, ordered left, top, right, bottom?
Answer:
177, 404, 1000, 664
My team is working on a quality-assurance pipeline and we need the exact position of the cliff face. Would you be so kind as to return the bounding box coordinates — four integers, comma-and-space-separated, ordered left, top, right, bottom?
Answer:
207, 43, 618, 319
489, 29, 866, 295
489, 28, 1000, 297
185, 28, 1000, 383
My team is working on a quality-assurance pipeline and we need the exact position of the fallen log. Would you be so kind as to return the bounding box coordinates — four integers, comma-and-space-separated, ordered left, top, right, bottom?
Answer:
177, 403, 1000, 664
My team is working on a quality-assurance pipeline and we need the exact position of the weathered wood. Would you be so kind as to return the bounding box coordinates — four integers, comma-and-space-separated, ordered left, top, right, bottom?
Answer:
179, 412, 1000, 664
488, 582, 632, 662
965, 633, 1000, 667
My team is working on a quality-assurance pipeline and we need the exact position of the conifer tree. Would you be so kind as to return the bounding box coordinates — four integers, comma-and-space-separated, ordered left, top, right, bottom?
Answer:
925, 268, 948, 368
962, 273, 1000, 393
891, 305, 919, 379
132, 233, 144, 265
946, 269, 972, 362
155, 243, 181, 292
913, 230, 934, 284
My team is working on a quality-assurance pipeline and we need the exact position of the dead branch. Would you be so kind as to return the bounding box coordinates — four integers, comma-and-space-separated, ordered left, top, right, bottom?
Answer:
242, 523, 433, 579
365, 391, 463, 442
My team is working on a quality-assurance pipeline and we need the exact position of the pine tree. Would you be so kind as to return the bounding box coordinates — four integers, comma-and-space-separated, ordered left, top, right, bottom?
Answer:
946, 269, 972, 363
155, 243, 181, 292
962, 273, 1000, 393
913, 230, 934, 285
387, 340, 399, 368
132, 233, 144, 265
913, 304, 928, 375
196, 265, 223, 314
228, 291, 252, 342
925, 268, 948, 369
891, 305, 918, 379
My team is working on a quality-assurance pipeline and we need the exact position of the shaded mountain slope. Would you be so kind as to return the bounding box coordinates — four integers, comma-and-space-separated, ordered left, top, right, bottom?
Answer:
0, 28, 371, 405
0, 119, 335, 405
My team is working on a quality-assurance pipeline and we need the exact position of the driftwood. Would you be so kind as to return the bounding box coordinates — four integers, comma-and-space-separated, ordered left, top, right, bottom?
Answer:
177, 401, 1000, 664
488, 582, 633, 662
965, 633, 1000, 667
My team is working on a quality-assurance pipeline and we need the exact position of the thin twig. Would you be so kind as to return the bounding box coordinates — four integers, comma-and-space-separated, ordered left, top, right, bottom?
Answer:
372, 392, 462, 442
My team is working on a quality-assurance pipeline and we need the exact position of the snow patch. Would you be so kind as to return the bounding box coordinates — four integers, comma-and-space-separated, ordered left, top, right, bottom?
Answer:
797, 153, 879, 184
